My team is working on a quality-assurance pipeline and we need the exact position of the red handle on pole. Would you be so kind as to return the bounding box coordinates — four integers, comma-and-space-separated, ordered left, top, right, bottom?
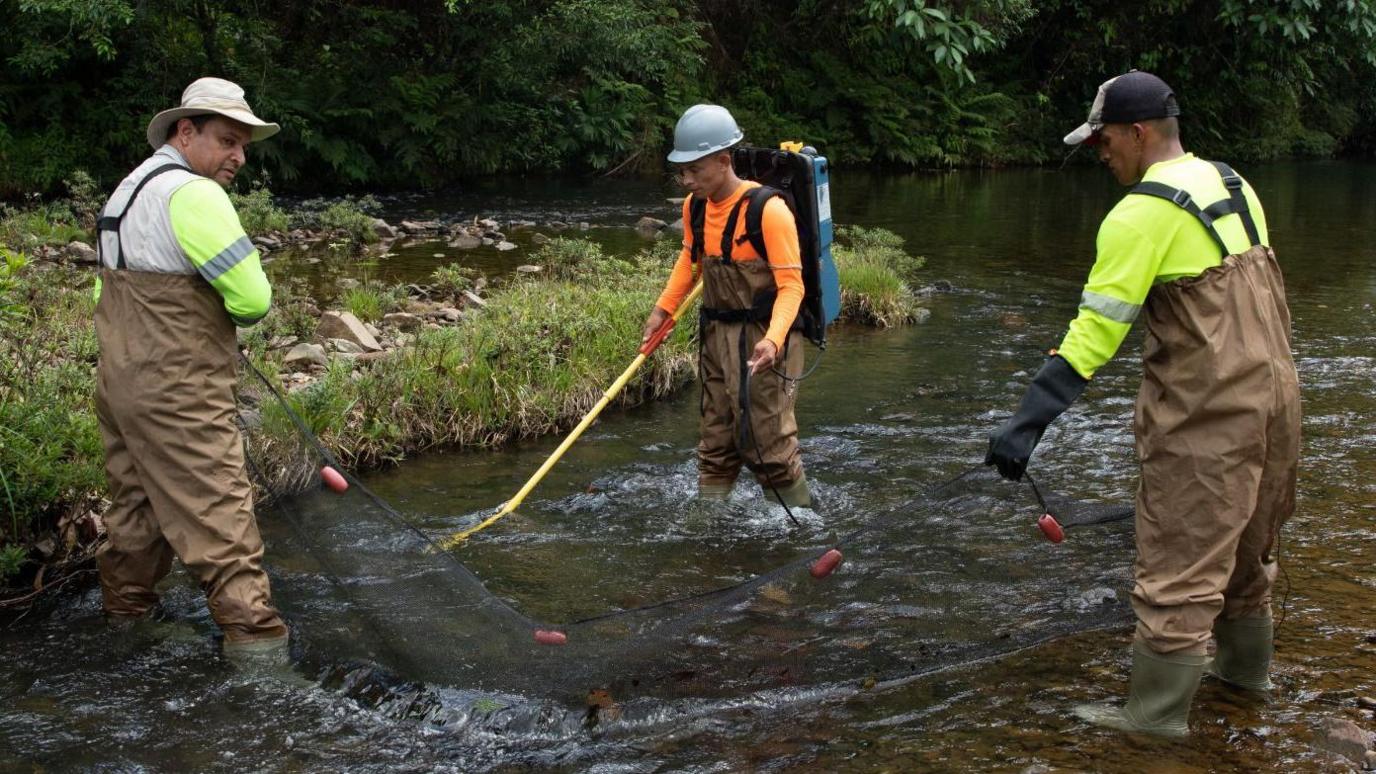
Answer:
1037, 513, 1065, 543
638, 317, 679, 356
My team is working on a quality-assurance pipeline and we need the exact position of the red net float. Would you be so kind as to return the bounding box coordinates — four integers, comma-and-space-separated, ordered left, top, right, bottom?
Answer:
533, 629, 568, 646
1037, 513, 1064, 543
321, 465, 349, 493
809, 548, 843, 579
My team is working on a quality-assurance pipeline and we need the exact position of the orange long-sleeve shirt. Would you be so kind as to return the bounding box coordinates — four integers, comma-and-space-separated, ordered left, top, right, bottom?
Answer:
654, 181, 804, 350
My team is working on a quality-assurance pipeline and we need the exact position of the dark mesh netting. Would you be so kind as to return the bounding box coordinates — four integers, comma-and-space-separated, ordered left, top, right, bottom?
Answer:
239, 359, 1135, 710
247, 367, 1137, 706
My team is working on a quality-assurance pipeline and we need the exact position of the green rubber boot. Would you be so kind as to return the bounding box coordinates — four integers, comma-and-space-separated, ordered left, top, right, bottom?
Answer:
768, 473, 811, 508
1074, 641, 1206, 738
1205, 613, 1274, 693
223, 633, 291, 671
697, 481, 733, 501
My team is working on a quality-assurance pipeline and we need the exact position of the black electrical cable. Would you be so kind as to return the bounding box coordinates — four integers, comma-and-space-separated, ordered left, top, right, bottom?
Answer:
739, 366, 803, 527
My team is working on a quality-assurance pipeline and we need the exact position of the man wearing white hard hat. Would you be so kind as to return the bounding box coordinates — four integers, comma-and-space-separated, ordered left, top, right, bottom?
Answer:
94, 77, 289, 666
986, 71, 1300, 736
643, 104, 811, 508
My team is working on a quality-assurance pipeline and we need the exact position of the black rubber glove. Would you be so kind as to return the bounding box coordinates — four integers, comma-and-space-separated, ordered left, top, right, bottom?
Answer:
986, 355, 1088, 481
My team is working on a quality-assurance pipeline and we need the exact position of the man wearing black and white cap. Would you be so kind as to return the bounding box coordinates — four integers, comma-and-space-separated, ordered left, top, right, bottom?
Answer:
986, 71, 1301, 736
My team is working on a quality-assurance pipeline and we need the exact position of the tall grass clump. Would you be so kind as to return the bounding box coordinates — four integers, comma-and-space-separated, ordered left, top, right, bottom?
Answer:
246, 242, 697, 481
430, 263, 479, 302
230, 187, 290, 236
296, 195, 381, 245
531, 237, 635, 280
833, 226, 926, 327
340, 281, 404, 323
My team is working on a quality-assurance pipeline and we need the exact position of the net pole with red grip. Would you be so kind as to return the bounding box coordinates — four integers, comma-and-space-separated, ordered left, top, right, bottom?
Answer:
440, 283, 703, 549
1024, 473, 1065, 543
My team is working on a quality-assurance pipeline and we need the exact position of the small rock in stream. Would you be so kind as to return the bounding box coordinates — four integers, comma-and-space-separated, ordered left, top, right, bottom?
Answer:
371, 218, 397, 239
1314, 718, 1375, 765
1069, 587, 1117, 610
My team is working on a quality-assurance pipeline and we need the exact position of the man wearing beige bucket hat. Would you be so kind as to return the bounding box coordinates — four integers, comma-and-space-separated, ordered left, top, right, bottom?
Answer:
94, 77, 290, 667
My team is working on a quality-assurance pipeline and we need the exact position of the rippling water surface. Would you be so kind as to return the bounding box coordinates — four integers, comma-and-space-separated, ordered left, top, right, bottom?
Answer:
3, 161, 1373, 772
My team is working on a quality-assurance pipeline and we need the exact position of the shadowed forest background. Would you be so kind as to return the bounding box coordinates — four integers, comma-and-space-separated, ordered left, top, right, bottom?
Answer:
4, 0, 1376, 197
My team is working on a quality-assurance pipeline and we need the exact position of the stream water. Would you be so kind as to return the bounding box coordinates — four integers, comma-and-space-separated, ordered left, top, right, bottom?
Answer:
2, 161, 1373, 772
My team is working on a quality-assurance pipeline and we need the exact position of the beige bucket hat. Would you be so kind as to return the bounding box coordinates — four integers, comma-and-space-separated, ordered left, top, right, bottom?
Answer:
146, 77, 280, 150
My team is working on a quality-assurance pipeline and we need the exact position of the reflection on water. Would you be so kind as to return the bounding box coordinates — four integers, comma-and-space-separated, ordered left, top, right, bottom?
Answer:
2, 162, 1373, 772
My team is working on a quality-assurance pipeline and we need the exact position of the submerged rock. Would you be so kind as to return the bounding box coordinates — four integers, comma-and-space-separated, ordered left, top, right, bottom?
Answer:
1314, 717, 1374, 765
449, 234, 482, 250
1069, 587, 1118, 611
495, 240, 517, 251
636, 216, 668, 236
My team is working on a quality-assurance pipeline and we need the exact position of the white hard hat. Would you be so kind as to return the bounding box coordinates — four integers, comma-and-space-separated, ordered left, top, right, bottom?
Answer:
666, 104, 743, 163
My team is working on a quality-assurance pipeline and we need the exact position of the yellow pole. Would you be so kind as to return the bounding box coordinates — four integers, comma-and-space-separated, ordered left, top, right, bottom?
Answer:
441, 282, 704, 548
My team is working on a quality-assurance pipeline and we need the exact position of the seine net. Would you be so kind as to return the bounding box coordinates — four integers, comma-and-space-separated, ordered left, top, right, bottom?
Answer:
245, 370, 1135, 705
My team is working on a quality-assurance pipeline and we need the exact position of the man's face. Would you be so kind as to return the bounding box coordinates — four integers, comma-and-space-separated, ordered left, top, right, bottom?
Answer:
174, 116, 252, 187
1095, 123, 1144, 186
675, 152, 731, 196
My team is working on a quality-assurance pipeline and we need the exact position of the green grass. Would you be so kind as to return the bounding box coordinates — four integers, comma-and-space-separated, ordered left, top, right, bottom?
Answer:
340, 282, 403, 323
0, 259, 105, 575
834, 226, 926, 327
230, 187, 291, 236
0, 544, 26, 585
430, 263, 478, 301
0, 203, 88, 252
295, 195, 381, 246
245, 248, 697, 490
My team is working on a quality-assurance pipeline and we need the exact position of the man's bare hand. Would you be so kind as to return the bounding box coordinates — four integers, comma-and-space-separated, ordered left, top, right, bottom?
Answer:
747, 338, 778, 375
642, 307, 670, 344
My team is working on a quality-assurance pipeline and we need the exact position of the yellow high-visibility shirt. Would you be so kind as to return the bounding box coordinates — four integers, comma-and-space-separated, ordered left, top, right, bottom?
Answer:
1058, 153, 1269, 378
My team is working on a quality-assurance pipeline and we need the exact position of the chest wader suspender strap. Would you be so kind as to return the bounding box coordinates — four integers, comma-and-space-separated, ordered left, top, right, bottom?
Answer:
96, 163, 189, 270
688, 188, 794, 423
1129, 161, 1262, 259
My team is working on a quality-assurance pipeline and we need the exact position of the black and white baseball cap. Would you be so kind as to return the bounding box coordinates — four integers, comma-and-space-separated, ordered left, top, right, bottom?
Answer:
1064, 70, 1180, 146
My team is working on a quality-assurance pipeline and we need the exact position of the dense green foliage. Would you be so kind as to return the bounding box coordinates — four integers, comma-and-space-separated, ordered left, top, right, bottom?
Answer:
0, 258, 105, 582
4, 0, 1375, 196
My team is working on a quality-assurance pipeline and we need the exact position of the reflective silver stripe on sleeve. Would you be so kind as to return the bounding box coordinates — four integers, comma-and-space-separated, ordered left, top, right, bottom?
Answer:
1079, 290, 1140, 323
196, 235, 256, 282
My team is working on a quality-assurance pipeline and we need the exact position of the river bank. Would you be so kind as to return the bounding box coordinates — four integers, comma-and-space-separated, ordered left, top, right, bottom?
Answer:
0, 190, 929, 602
